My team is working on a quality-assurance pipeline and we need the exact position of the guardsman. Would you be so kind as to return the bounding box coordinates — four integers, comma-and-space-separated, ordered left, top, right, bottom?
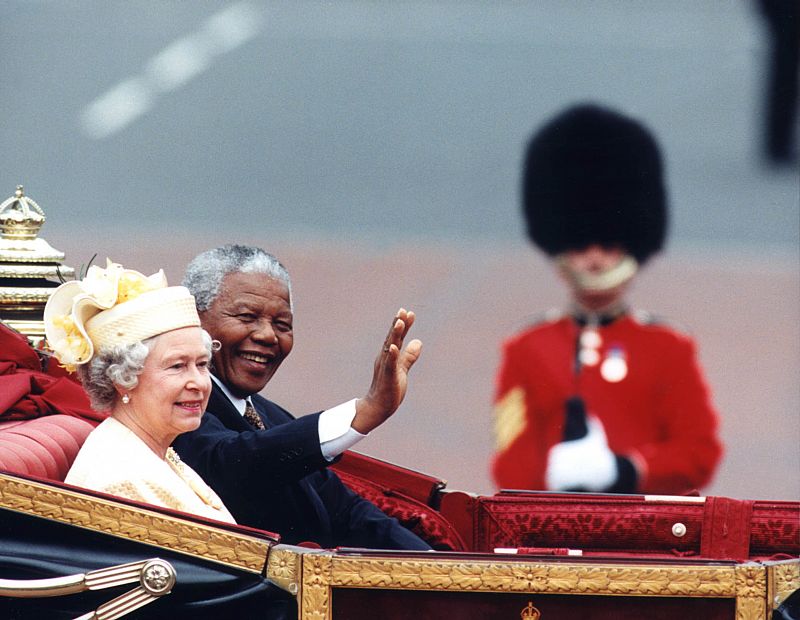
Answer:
492, 104, 723, 494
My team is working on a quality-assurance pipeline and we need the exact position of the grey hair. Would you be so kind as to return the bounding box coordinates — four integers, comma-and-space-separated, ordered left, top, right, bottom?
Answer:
77, 331, 213, 412
182, 244, 293, 312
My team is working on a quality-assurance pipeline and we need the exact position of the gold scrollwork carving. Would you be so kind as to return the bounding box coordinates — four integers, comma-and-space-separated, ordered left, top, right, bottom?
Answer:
267, 547, 301, 595
288, 551, 779, 618
769, 560, 800, 609
302, 554, 333, 620
0, 475, 270, 573
735, 564, 767, 620
327, 556, 737, 597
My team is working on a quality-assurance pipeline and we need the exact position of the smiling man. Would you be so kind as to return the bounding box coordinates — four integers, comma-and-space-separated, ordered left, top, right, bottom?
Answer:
172, 245, 430, 550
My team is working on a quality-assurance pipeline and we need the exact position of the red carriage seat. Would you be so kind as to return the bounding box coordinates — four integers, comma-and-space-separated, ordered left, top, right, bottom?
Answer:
332, 451, 467, 551
0, 415, 96, 481
439, 489, 800, 561
0, 323, 101, 481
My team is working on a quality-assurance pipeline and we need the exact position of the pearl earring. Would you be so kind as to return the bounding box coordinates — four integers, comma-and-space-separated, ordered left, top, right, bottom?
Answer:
122, 394, 130, 404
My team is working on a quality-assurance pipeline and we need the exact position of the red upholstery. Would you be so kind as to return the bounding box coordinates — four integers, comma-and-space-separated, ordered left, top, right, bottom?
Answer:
0, 415, 96, 481
332, 453, 466, 551
749, 500, 800, 556
332, 451, 446, 506
439, 490, 800, 561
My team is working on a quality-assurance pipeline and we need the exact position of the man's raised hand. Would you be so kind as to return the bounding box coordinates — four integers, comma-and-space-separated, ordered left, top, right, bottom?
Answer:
353, 308, 422, 434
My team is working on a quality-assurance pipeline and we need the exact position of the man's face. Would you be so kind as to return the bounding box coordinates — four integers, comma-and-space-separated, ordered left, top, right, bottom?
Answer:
561, 244, 625, 275
200, 272, 293, 398
558, 244, 631, 310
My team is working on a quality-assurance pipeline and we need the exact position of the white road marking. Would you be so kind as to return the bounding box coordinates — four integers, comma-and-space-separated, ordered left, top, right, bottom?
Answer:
81, 2, 263, 140
81, 77, 153, 140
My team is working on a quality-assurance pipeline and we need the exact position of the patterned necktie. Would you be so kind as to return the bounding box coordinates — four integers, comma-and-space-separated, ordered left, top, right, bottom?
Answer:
243, 400, 266, 430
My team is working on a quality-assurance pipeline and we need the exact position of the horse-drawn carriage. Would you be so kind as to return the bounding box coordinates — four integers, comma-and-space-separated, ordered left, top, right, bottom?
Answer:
1, 424, 797, 619
1, 187, 798, 618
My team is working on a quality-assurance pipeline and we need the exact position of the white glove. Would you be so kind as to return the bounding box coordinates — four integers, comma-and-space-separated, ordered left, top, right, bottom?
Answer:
545, 417, 618, 492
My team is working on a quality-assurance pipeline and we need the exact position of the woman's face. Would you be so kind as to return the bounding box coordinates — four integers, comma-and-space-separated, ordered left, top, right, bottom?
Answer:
123, 326, 211, 447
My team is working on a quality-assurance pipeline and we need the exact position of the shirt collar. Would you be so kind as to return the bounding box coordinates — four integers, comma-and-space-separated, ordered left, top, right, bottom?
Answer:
570, 302, 628, 327
210, 374, 249, 416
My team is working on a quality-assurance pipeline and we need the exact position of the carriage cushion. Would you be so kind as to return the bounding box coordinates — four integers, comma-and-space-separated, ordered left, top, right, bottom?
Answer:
333, 464, 466, 551
0, 415, 96, 481
332, 451, 446, 506
439, 490, 800, 560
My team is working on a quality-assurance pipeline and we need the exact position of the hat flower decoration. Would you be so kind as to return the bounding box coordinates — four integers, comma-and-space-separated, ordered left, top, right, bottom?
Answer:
44, 259, 168, 372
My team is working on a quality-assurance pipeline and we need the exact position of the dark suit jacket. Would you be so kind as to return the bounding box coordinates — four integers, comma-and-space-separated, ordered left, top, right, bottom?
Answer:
173, 383, 430, 550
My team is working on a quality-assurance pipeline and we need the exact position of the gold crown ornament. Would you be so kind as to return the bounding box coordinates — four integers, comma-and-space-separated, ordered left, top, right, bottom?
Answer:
0, 185, 75, 345
520, 602, 541, 620
0, 185, 45, 240
44, 259, 200, 372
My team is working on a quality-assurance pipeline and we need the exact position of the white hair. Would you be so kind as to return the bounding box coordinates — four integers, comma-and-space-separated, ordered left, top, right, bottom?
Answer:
182, 244, 293, 312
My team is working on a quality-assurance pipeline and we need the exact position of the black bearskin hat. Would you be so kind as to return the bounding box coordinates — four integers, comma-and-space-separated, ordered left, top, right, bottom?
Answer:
522, 103, 668, 264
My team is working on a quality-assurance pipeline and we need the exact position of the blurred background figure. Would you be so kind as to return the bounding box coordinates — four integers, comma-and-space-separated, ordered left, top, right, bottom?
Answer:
756, 0, 799, 165
492, 104, 722, 495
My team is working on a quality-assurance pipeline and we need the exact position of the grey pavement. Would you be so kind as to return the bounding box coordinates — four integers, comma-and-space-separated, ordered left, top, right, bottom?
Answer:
2, 1, 798, 499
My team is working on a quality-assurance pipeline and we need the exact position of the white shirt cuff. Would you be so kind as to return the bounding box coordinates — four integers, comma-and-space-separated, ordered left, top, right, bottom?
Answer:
319, 398, 365, 461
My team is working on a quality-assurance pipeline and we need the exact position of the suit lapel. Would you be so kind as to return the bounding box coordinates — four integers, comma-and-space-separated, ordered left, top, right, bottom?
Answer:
251, 395, 287, 428
249, 394, 333, 542
206, 382, 252, 432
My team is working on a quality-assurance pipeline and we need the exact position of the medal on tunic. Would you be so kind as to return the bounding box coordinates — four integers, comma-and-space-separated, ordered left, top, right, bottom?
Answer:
601, 347, 628, 382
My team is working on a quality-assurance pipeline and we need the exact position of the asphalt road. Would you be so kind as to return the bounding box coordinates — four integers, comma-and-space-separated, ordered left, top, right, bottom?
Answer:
2, 1, 797, 247
1, 1, 798, 499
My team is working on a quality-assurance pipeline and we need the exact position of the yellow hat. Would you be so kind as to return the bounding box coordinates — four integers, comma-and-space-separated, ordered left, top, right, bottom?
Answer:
44, 259, 200, 371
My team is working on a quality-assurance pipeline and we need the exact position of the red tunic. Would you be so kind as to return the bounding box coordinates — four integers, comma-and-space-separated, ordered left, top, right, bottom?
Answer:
492, 312, 723, 494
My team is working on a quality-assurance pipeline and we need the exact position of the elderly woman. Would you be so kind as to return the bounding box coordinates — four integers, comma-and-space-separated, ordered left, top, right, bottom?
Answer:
44, 260, 235, 523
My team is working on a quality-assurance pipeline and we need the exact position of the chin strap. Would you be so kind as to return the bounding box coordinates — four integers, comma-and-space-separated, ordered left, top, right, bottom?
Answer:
559, 254, 638, 292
